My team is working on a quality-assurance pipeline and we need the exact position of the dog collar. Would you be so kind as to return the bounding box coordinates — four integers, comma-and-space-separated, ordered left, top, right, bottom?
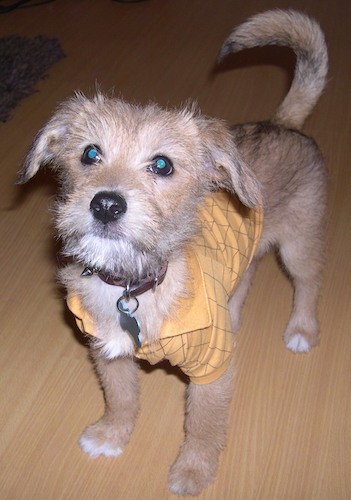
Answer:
81, 263, 168, 298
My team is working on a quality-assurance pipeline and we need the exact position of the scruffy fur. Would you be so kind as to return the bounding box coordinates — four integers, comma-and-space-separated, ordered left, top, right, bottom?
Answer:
18, 10, 328, 496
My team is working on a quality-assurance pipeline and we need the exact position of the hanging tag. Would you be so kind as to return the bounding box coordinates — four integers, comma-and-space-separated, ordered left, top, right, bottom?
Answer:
116, 296, 142, 348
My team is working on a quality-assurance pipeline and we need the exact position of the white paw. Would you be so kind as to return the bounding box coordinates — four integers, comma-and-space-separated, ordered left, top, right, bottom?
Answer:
79, 434, 123, 458
286, 334, 311, 353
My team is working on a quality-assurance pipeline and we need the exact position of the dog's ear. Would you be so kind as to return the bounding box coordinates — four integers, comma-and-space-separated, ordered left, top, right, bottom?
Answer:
197, 116, 262, 208
17, 116, 67, 184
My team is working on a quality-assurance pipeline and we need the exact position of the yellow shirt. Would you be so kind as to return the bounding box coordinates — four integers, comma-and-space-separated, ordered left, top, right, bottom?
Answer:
67, 191, 263, 385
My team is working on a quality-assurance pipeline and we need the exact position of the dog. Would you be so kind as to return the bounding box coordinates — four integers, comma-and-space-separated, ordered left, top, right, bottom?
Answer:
18, 9, 328, 496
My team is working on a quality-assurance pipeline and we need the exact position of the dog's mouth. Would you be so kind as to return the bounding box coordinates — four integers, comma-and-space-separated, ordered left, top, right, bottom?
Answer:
56, 188, 185, 280
90, 221, 126, 240
61, 225, 168, 282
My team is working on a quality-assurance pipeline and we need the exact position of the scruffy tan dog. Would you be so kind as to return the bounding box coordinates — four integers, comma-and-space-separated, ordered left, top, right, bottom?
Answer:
18, 10, 327, 496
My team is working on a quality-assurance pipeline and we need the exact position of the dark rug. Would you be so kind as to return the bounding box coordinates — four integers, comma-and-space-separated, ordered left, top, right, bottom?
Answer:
0, 35, 65, 122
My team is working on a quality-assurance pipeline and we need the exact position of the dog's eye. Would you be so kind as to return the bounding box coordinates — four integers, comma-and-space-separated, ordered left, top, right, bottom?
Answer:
148, 156, 174, 176
81, 145, 102, 165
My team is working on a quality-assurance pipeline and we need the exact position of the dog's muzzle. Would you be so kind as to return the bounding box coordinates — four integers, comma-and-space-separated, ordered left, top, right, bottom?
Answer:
90, 191, 127, 224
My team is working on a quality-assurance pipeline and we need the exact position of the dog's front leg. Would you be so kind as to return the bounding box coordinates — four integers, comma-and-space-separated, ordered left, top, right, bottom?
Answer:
79, 349, 139, 458
169, 361, 234, 496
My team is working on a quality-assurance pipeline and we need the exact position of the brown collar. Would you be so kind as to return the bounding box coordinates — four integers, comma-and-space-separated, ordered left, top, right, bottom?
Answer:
96, 263, 168, 297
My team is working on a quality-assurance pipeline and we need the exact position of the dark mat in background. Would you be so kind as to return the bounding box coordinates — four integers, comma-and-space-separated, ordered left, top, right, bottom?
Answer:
0, 35, 65, 122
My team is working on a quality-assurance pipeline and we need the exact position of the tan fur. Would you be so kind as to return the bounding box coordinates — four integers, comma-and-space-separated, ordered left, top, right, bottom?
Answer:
19, 10, 327, 496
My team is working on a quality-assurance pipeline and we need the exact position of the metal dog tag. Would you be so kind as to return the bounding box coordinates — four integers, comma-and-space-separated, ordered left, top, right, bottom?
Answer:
116, 296, 142, 348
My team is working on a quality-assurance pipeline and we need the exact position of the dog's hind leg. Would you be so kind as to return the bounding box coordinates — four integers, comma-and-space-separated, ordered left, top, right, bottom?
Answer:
79, 351, 140, 457
279, 233, 325, 353
168, 360, 234, 496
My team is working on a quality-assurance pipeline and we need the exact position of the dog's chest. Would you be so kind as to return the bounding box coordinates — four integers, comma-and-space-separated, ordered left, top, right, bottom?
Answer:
65, 191, 262, 371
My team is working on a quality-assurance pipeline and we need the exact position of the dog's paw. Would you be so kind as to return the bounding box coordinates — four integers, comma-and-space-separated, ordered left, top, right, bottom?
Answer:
284, 317, 319, 354
285, 333, 311, 353
168, 455, 216, 496
169, 464, 215, 497
79, 433, 123, 458
79, 420, 132, 458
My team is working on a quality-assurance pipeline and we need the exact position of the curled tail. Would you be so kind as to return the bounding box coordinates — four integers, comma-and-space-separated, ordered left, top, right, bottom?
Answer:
218, 9, 328, 130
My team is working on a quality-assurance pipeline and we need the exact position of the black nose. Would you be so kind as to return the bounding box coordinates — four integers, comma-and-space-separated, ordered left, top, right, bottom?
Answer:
90, 191, 127, 224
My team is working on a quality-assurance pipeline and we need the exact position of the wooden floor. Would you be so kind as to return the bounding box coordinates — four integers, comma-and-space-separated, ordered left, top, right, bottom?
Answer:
1, 0, 350, 498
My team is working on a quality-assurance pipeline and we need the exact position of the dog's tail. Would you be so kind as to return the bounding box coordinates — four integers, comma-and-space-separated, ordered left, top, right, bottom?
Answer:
218, 9, 328, 130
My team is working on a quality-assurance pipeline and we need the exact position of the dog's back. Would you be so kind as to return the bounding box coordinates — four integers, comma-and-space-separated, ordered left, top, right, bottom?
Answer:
219, 9, 327, 229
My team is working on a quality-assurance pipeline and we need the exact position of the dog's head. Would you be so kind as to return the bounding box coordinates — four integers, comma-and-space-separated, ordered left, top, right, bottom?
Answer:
18, 93, 261, 278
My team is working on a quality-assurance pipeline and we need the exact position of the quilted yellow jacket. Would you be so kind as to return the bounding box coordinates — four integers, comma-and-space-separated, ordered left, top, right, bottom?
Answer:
67, 191, 263, 385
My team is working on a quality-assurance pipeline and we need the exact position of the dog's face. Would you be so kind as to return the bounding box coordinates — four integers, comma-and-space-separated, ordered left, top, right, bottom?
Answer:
19, 93, 261, 278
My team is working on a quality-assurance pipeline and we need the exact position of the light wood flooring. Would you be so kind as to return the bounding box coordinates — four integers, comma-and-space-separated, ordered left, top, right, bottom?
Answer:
1, 0, 350, 498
